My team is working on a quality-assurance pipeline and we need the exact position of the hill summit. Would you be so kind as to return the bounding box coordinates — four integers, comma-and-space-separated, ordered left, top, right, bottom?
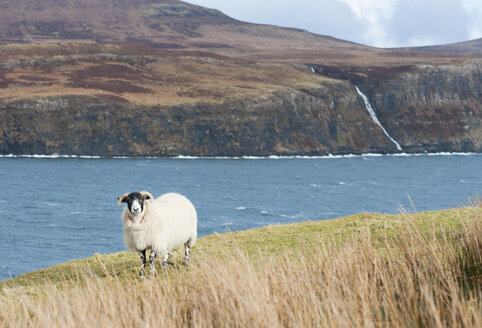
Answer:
0, 0, 372, 57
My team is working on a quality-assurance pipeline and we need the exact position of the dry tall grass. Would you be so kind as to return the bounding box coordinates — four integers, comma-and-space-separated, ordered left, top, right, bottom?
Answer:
1, 209, 481, 327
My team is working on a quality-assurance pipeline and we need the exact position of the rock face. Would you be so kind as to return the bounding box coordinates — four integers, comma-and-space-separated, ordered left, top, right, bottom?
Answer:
314, 60, 481, 154
1, 59, 480, 156
369, 61, 481, 153
0, 92, 386, 157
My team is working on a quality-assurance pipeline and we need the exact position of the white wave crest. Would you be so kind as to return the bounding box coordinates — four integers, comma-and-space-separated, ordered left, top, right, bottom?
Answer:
0, 152, 478, 160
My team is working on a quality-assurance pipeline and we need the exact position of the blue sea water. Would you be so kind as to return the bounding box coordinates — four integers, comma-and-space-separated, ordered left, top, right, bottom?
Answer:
0, 154, 480, 281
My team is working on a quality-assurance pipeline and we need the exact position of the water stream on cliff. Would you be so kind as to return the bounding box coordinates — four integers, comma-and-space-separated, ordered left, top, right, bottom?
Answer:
1, 154, 480, 280
355, 86, 403, 151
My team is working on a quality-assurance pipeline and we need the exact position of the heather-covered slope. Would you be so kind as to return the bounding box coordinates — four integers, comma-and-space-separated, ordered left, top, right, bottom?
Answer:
2, 0, 480, 62
0, 0, 371, 58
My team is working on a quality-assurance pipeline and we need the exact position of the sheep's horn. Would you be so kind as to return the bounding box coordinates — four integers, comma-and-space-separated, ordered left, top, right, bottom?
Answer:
140, 191, 154, 200
117, 193, 130, 207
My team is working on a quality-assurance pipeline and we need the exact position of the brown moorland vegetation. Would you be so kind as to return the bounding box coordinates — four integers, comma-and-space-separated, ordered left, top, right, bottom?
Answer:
0, 43, 340, 106
0, 0, 480, 64
1, 42, 479, 107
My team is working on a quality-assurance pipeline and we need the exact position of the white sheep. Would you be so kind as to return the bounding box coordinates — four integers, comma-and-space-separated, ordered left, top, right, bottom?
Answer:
117, 191, 197, 278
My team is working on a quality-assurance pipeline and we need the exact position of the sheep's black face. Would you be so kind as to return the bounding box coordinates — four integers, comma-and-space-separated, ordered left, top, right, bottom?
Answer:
121, 192, 149, 216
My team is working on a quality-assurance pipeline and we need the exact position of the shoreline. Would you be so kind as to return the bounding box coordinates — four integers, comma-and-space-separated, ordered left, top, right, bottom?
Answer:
0, 152, 479, 160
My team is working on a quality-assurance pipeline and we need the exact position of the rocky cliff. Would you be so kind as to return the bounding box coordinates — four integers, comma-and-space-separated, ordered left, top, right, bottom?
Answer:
313, 60, 482, 154
0, 91, 390, 157
0, 44, 480, 156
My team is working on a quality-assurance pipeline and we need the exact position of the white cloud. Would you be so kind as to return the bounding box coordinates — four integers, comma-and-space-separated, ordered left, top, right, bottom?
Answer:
460, 0, 482, 39
336, 0, 399, 47
387, 0, 470, 47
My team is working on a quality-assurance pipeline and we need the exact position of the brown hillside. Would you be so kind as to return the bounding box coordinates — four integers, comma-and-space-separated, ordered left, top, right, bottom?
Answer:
0, 0, 368, 54
3, 0, 479, 64
392, 38, 482, 53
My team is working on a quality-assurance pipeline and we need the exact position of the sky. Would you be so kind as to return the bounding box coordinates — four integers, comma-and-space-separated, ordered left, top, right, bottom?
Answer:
184, 0, 482, 48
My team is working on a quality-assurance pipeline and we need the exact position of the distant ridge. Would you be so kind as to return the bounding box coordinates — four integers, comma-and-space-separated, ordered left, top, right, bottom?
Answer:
390, 38, 482, 53
0, 0, 372, 56
0, 0, 480, 62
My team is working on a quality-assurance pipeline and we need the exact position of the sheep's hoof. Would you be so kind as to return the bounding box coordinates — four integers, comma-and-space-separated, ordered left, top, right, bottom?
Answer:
161, 261, 169, 268
149, 270, 157, 278
139, 273, 145, 279
183, 259, 190, 267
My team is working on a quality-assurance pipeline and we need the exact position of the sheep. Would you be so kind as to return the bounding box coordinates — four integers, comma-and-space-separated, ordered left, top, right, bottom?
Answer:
117, 191, 197, 278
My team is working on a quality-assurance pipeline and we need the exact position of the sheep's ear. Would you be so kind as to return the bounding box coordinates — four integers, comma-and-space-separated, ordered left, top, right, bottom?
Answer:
140, 191, 153, 200
117, 193, 130, 207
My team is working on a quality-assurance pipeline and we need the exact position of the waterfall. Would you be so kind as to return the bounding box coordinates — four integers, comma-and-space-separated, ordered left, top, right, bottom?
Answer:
355, 86, 402, 151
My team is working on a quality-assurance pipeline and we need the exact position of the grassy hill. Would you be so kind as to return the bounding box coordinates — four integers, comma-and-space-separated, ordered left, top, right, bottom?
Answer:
1, 205, 480, 327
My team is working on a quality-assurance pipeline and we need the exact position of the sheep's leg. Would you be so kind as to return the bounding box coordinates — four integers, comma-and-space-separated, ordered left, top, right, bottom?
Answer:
139, 250, 147, 279
149, 250, 157, 277
161, 251, 170, 268
184, 243, 191, 266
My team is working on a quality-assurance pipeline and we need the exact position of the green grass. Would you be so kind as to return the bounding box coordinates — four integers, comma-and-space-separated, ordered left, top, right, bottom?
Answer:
2, 207, 479, 293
